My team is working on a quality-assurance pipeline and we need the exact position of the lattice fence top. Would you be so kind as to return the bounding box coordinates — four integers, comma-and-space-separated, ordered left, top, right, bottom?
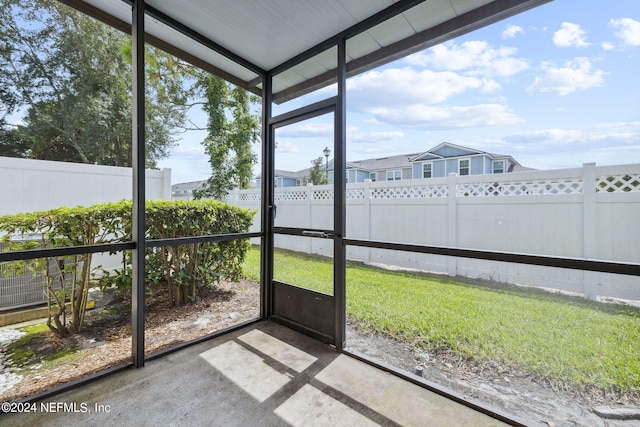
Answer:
312, 189, 333, 200
457, 178, 584, 197
224, 167, 640, 203
275, 189, 308, 201
237, 192, 260, 202
346, 188, 366, 200
596, 174, 640, 193
370, 184, 448, 199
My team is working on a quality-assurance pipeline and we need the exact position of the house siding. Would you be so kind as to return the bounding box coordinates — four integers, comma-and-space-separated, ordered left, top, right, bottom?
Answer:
433, 145, 471, 157
446, 159, 457, 174
471, 157, 484, 175
279, 177, 297, 187
357, 170, 370, 182
412, 163, 422, 179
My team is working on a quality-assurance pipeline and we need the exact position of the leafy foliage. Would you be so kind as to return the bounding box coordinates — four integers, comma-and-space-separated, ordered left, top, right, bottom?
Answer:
193, 75, 260, 200
1, 0, 261, 195
143, 200, 254, 307
0, 202, 128, 336
0, 121, 30, 158
308, 156, 329, 185
0, 0, 188, 167
0, 200, 254, 336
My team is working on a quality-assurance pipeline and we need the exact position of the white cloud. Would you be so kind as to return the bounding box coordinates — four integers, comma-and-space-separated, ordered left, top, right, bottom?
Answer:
508, 128, 587, 144
553, 22, 590, 48
503, 121, 640, 168
611, 18, 640, 46
527, 58, 606, 96
348, 130, 404, 144
276, 121, 333, 138
275, 140, 299, 153
502, 24, 524, 39
406, 40, 529, 77
347, 67, 486, 105
601, 42, 615, 51
368, 104, 522, 129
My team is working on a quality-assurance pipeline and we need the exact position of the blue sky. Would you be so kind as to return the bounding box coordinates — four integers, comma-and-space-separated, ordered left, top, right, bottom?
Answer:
160, 0, 640, 184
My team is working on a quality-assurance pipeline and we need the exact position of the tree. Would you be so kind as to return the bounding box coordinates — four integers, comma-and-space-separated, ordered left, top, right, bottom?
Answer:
0, 0, 187, 167
308, 156, 329, 185
193, 75, 260, 200
1, 0, 261, 194
0, 121, 30, 158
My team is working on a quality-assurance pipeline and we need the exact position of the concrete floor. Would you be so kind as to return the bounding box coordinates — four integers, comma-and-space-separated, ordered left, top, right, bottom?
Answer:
2, 321, 508, 426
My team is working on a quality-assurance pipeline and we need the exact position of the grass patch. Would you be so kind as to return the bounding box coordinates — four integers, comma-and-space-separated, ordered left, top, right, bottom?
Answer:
6, 323, 81, 368
243, 247, 640, 394
43, 347, 80, 364
6, 324, 49, 366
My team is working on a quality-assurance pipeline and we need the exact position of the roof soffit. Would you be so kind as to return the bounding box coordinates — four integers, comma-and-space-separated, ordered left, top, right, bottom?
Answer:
62, 0, 552, 102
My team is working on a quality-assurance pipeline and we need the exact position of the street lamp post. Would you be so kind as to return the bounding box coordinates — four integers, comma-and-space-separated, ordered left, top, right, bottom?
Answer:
323, 146, 331, 182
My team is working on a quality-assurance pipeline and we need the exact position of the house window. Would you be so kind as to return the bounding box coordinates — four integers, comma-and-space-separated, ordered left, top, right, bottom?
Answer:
369, 172, 377, 182
386, 170, 401, 181
459, 159, 470, 176
493, 160, 505, 174
422, 163, 432, 178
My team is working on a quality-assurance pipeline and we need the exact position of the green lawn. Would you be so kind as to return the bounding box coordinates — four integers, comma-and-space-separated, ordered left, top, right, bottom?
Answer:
242, 247, 640, 394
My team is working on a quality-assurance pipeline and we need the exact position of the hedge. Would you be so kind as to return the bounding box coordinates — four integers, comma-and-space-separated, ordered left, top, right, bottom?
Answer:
0, 199, 254, 336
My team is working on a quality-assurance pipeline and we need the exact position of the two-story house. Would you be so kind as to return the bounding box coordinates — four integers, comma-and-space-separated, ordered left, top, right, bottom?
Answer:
252, 142, 530, 189
408, 142, 525, 180
329, 142, 528, 184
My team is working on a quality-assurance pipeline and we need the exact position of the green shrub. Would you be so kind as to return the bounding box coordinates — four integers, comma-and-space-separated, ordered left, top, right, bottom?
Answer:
0, 202, 128, 337
1, 199, 254, 335
130, 199, 253, 307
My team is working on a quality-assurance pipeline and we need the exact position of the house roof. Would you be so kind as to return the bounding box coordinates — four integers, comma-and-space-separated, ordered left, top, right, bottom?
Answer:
411, 142, 521, 165
274, 169, 310, 180
64, 0, 551, 103
344, 142, 524, 172
347, 153, 421, 171
171, 180, 206, 190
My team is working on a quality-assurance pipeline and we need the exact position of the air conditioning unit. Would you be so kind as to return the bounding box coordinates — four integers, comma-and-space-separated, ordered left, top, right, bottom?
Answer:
0, 236, 78, 312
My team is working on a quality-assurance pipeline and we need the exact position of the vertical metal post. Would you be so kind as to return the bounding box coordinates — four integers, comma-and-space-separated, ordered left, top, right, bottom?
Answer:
334, 38, 347, 349
260, 73, 274, 319
131, 0, 146, 367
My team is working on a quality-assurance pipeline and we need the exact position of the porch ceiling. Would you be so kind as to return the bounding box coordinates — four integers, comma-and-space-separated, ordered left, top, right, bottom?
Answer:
63, 0, 551, 102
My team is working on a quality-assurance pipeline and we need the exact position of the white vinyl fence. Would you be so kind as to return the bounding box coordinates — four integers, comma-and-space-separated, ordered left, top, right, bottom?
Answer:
0, 156, 171, 216
226, 162, 640, 302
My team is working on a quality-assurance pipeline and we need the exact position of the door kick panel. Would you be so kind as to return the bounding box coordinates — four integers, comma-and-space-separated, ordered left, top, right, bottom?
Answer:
272, 280, 335, 343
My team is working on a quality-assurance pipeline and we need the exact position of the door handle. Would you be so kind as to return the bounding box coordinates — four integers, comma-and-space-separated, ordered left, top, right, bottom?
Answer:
302, 230, 335, 238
